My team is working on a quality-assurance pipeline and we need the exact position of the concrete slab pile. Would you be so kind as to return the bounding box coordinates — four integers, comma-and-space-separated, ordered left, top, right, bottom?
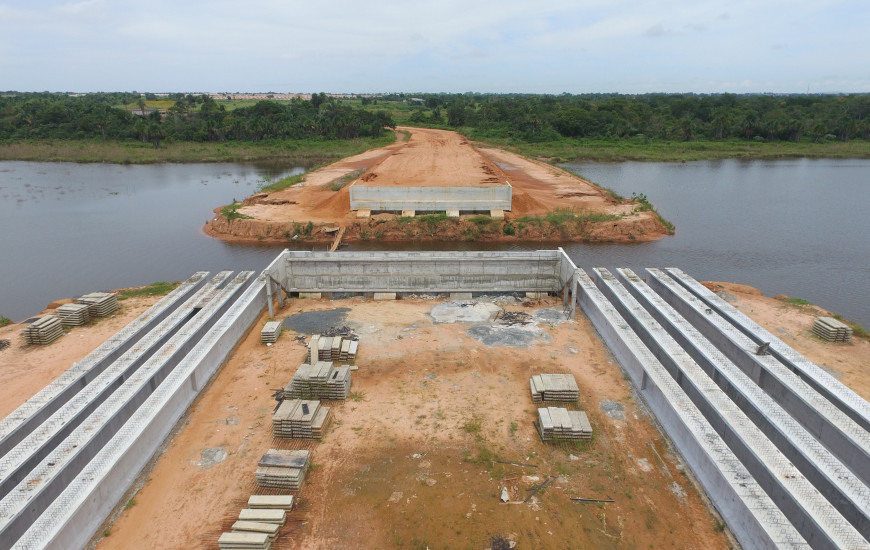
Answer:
76, 292, 119, 317
255, 449, 310, 491
261, 321, 281, 344
537, 407, 591, 441
218, 531, 272, 550
272, 399, 331, 439
21, 316, 64, 345
812, 317, 853, 342
530, 374, 579, 403
285, 362, 351, 400
56, 303, 90, 327
248, 495, 294, 510
0, 270, 267, 550
307, 335, 358, 364
238, 508, 287, 524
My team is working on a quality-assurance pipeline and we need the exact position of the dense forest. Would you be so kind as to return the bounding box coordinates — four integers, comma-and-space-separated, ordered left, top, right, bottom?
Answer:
0, 92, 395, 146
408, 92, 870, 143
1, 91, 869, 148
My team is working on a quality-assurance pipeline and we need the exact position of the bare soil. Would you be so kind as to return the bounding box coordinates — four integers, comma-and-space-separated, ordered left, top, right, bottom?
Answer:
203, 127, 668, 245
4, 285, 866, 550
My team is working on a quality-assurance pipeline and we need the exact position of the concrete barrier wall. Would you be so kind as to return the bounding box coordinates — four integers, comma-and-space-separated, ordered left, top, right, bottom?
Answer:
0, 272, 208, 459
665, 268, 870, 433
349, 184, 512, 211
574, 268, 806, 548
272, 250, 565, 294
592, 269, 865, 547
19, 279, 268, 550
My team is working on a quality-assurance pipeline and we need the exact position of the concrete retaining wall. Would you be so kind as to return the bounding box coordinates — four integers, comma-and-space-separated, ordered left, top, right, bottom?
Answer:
349, 183, 512, 212
270, 250, 566, 294
30, 278, 267, 550
574, 268, 806, 548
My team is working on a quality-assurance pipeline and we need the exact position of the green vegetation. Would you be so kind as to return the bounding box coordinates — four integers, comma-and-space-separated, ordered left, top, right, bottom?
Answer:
0, 315, 10, 327
462, 416, 482, 435
220, 202, 253, 221
259, 173, 305, 193
631, 192, 675, 234
782, 297, 813, 307
348, 391, 366, 402
327, 168, 365, 191
124, 498, 136, 510
833, 314, 870, 340
118, 281, 180, 301
2, 92, 869, 165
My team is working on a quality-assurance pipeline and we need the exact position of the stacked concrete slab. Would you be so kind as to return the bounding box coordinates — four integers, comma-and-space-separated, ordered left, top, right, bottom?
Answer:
537, 407, 591, 441
77, 292, 119, 317
573, 259, 870, 549
272, 399, 331, 439
219, 531, 273, 550
261, 321, 282, 344
255, 449, 310, 491
813, 317, 853, 342
21, 315, 64, 345
308, 334, 358, 364
530, 374, 579, 403
285, 361, 351, 400
56, 302, 91, 326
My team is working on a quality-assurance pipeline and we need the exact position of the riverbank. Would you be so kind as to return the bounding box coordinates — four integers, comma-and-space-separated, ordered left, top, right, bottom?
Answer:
2, 135, 868, 165
471, 135, 870, 163
203, 127, 672, 245
0, 135, 396, 164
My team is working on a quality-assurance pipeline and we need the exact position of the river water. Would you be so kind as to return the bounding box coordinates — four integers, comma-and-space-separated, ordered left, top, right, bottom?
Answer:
559, 159, 870, 327
1, 159, 868, 327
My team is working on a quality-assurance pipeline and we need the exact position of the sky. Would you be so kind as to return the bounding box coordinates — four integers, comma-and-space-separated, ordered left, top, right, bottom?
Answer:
1, 0, 868, 94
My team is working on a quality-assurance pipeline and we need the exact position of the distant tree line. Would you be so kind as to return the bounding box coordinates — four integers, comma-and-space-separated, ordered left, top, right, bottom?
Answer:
0, 92, 395, 147
408, 93, 870, 143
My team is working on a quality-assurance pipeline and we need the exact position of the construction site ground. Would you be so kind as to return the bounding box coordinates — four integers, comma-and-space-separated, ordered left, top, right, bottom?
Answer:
203, 127, 668, 244
2, 284, 868, 550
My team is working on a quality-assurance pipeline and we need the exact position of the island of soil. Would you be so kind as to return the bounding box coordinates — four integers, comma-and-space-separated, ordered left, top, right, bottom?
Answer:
203, 127, 672, 244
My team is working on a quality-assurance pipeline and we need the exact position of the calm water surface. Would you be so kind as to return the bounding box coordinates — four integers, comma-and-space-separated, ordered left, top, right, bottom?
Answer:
1, 159, 867, 327
560, 159, 870, 327
0, 161, 304, 321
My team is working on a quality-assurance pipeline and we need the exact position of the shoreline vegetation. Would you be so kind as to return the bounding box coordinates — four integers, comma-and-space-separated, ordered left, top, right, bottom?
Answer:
1, 135, 868, 164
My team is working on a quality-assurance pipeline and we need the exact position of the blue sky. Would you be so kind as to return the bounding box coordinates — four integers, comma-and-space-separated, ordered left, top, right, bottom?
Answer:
1, 0, 868, 93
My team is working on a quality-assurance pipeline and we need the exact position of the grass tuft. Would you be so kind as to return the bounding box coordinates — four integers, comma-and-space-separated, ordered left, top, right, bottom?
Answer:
118, 282, 180, 301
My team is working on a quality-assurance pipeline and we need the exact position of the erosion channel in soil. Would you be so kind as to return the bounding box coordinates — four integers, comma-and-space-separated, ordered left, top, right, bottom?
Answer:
203, 127, 671, 244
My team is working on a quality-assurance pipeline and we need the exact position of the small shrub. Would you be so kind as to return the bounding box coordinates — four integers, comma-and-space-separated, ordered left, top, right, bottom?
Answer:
0, 316, 10, 328
220, 202, 253, 222
503, 222, 516, 236
304, 221, 314, 235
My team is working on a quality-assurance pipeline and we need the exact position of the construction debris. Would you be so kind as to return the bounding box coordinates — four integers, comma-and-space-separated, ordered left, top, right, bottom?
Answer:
76, 292, 119, 317
255, 449, 310, 491
812, 317, 853, 342
537, 407, 592, 442
22, 316, 64, 345
56, 303, 91, 327
530, 374, 579, 403
272, 399, 331, 439
496, 311, 533, 326
261, 321, 282, 344
285, 361, 351, 400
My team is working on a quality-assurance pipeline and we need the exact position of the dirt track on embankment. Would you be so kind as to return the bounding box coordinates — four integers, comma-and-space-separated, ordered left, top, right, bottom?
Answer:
203, 127, 669, 244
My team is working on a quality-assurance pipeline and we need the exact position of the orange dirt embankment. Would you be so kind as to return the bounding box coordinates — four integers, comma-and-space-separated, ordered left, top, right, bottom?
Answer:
203, 127, 671, 244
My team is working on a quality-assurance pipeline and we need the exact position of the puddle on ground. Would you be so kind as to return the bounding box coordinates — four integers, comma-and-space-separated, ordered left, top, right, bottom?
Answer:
283, 308, 351, 334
